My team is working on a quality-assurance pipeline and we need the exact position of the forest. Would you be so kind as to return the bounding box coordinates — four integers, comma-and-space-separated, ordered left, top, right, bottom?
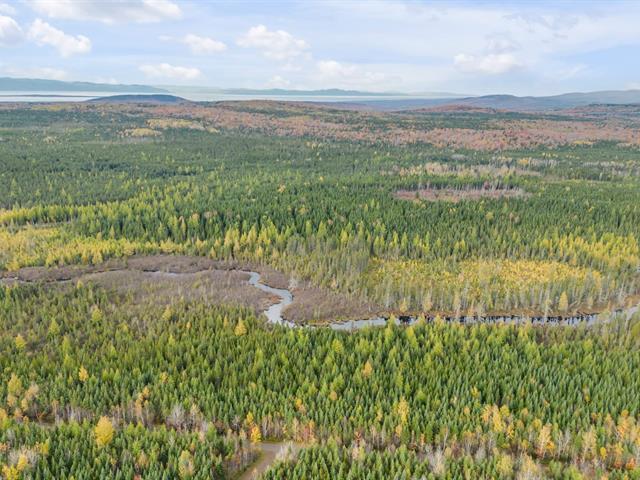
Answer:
1, 101, 640, 478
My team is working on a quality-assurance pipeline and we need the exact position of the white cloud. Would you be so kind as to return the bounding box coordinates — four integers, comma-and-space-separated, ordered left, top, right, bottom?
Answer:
182, 34, 226, 54
237, 25, 308, 61
27, 0, 181, 24
317, 60, 357, 79
454, 53, 522, 75
0, 3, 16, 15
3, 66, 68, 80
0, 15, 22, 46
267, 75, 291, 89
139, 63, 201, 80
316, 60, 388, 88
28, 19, 91, 57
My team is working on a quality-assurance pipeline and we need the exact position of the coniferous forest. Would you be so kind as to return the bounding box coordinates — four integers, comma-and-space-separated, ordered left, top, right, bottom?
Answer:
1, 101, 640, 479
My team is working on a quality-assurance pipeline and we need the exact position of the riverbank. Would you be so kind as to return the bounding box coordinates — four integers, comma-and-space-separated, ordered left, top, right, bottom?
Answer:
2, 254, 638, 328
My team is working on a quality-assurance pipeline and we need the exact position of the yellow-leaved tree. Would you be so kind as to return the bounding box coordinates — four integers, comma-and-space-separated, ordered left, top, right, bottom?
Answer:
362, 360, 373, 378
94, 416, 115, 447
14, 335, 26, 350
396, 397, 410, 425
234, 319, 247, 337
250, 424, 262, 444
558, 291, 569, 313
178, 450, 194, 479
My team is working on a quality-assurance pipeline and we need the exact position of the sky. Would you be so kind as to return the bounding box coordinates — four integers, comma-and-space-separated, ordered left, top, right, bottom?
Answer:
1, 0, 639, 95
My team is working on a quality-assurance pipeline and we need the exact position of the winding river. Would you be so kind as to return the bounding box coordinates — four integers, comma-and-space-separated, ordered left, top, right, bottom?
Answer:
245, 271, 639, 330
2, 265, 637, 330
246, 271, 296, 328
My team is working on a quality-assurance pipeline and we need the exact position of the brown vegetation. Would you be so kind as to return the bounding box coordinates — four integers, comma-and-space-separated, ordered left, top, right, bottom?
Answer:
7, 101, 640, 151
0, 254, 376, 323
383, 161, 541, 178
394, 186, 528, 203
284, 281, 380, 324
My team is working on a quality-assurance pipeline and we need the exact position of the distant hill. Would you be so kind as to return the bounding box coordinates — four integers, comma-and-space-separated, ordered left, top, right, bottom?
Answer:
5, 77, 640, 112
417, 90, 640, 112
87, 94, 188, 104
0, 77, 167, 93
88, 90, 640, 111
325, 90, 640, 112
163, 85, 469, 99
543, 90, 640, 106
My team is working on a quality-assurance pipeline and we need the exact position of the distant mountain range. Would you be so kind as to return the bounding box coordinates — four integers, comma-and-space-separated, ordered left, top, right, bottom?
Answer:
0, 77, 462, 99
163, 86, 465, 98
430, 90, 640, 111
0, 77, 167, 93
2, 77, 640, 111
340, 90, 640, 112
165, 86, 409, 97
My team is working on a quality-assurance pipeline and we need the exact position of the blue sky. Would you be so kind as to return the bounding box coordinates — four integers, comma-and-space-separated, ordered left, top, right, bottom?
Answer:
1, 0, 639, 95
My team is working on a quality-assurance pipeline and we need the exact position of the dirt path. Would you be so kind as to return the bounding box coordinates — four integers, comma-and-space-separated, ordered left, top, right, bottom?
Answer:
238, 442, 302, 480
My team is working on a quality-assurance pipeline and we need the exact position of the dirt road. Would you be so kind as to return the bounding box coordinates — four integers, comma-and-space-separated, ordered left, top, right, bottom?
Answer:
238, 442, 302, 480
